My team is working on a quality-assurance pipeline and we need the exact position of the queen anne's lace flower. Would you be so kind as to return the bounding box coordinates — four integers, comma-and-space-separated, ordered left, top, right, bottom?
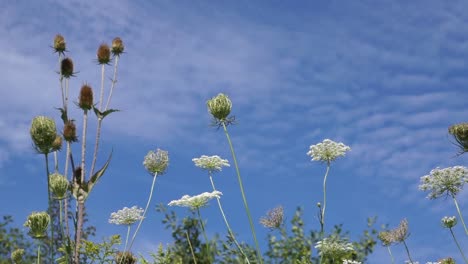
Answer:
24, 211, 50, 239
307, 139, 351, 163
168, 191, 222, 209
260, 206, 284, 229
441, 216, 457, 229
192, 155, 230, 172
343, 260, 361, 264
419, 166, 468, 199
315, 236, 354, 257
143, 149, 169, 175
109, 206, 144, 225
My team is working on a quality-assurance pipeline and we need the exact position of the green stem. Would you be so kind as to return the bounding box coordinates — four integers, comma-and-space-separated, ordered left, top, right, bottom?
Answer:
54, 151, 59, 172
209, 174, 250, 263
44, 154, 54, 261
185, 230, 198, 264
453, 196, 468, 235
105, 55, 120, 111
196, 208, 211, 263
118, 225, 132, 264
320, 161, 331, 236
449, 228, 468, 263
222, 122, 262, 264
37, 241, 41, 264
402, 240, 414, 264
387, 246, 395, 264
64, 142, 71, 238
127, 172, 158, 252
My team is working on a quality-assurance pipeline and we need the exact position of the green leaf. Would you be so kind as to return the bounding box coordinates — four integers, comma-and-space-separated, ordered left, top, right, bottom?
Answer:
86, 150, 113, 195
93, 107, 120, 120
56, 107, 68, 124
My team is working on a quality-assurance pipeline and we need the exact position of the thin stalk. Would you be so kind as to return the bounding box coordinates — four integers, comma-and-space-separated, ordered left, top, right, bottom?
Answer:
105, 55, 120, 111
402, 240, 414, 264
320, 161, 331, 235
449, 227, 468, 263
222, 122, 262, 264
386, 246, 395, 264
196, 208, 211, 263
44, 154, 54, 261
37, 241, 41, 264
186, 230, 198, 264
65, 78, 69, 112
209, 174, 250, 263
117, 225, 132, 264
64, 142, 71, 238
89, 64, 106, 176
453, 197, 468, 235
127, 172, 158, 252
54, 151, 58, 172
59, 54, 65, 108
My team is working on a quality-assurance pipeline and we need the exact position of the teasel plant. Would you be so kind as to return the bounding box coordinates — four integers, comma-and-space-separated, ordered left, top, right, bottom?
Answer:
207, 93, 263, 264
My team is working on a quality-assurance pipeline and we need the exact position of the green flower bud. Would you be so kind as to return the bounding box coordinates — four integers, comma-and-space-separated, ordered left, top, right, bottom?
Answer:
49, 173, 69, 200
53, 34, 66, 54
97, 43, 111, 64
11, 248, 25, 264
114, 251, 137, 264
439, 258, 456, 264
79, 84, 94, 110
24, 211, 50, 239
30, 116, 57, 154
143, 149, 169, 175
441, 216, 457, 229
449, 123, 468, 154
112, 37, 124, 56
207, 93, 232, 121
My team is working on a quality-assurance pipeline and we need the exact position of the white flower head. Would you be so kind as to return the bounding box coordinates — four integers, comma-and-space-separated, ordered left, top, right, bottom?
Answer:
343, 260, 361, 264
143, 148, 169, 175
419, 166, 468, 199
315, 236, 354, 258
109, 206, 144, 225
441, 216, 457, 229
307, 139, 351, 163
192, 155, 230, 173
168, 191, 222, 209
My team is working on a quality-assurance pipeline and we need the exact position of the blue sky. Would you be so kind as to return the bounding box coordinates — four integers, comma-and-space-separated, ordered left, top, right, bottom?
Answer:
1, 0, 468, 262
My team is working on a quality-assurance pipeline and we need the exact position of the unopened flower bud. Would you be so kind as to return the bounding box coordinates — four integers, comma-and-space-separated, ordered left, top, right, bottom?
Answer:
24, 211, 50, 239
53, 34, 66, 54
112, 37, 125, 56
441, 216, 457, 229
30, 116, 57, 154
79, 84, 94, 110
49, 173, 69, 200
143, 149, 169, 175
207, 93, 232, 121
63, 120, 78, 142
61, 58, 74, 78
11, 248, 25, 264
97, 43, 111, 64
449, 123, 468, 154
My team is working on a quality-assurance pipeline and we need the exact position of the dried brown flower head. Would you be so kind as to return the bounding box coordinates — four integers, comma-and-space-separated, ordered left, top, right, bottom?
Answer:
53, 34, 66, 54
260, 205, 284, 229
112, 37, 125, 56
79, 84, 94, 110
63, 120, 78, 142
60, 58, 74, 78
97, 43, 111, 64
51, 135, 62, 151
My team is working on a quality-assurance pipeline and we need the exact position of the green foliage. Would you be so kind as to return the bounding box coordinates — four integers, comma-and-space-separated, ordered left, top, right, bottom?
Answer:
0, 215, 35, 263
81, 235, 121, 263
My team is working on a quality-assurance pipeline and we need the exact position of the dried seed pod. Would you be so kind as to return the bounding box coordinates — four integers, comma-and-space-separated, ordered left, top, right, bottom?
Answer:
97, 43, 111, 64
60, 58, 74, 78
63, 120, 78, 142
111, 37, 124, 56
79, 84, 94, 110
53, 34, 66, 54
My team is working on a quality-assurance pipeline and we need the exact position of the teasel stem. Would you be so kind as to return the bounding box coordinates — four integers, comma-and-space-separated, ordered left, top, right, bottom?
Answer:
186, 230, 198, 264
449, 227, 468, 263
65, 78, 70, 112
453, 196, 468, 235
89, 64, 106, 177
320, 161, 331, 236
402, 240, 414, 264
63, 142, 71, 239
53, 151, 58, 172
209, 173, 250, 264
222, 122, 262, 264
44, 154, 54, 261
58, 54, 65, 108
196, 208, 212, 263
386, 246, 395, 264
127, 172, 158, 252
105, 55, 120, 111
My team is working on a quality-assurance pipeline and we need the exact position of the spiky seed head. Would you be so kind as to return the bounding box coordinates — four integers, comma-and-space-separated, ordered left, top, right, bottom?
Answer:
79, 84, 94, 110
53, 34, 66, 54
60, 58, 74, 78
114, 251, 137, 264
143, 149, 169, 175
49, 173, 69, 200
30, 116, 57, 154
24, 211, 50, 239
97, 43, 111, 64
441, 216, 457, 229
51, 135, 62, 152
207, 93, 232, 121
11, 248, 25, 264
449, 123, 468, 154
112, 37, 124, 56
63, 120, 78, 142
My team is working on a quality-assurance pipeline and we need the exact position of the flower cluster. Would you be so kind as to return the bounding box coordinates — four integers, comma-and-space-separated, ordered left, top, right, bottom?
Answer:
192, 155, 230, 173
49, 173, 69, 200
441, 216, 457, 229
109, 206, 144, 225
143, 149, 169, 175
307, 139, 351, 163
24, 211, 50, 239
10, 248, 25, 264
314, 236, 354, 258
419, 166, 468, 199
30, 116, 57, 154
343, 260, 361, 264
207, 93, 232, 122
260, 205, 284, 229
168, 191, 222, 209
378, 218, 410, 246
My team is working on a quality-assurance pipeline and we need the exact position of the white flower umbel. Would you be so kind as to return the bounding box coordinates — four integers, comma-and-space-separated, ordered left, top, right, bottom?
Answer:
315, 236, 354, 258
109, 206, 144, 225
307, 139, 351, 163
168, 191, 222, 209
343, 260, 361, 264
441, 216, 468, 263
419, 166, 468, 235
192, 155, 230, 173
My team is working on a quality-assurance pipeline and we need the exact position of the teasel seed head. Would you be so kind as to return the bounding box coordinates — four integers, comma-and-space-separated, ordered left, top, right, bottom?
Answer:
63, 120, 78, 142
10, 248, 25, 264
111, 37, 125, 56
97, 43, 111, 64
449, 123, 468, 154
60, 57, 74, 78
79, 84, 94, 110
30, 116, 57, 154
53, 34, 66, 54
24, 211, 50, 239
114, 251, 137, 264
49, 173, 69, 200
51, 135, 62, 152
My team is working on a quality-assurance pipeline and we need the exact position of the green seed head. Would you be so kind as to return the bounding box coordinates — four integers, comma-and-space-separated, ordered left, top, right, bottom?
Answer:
53, 34, 66, 54
49, 173, 69, 200
11, 248, 25, 264
449, 123, 468, 154
97, 43, 111, 64
24, 211, 50, 239
30, 116, 57, 154
207, 93, 232, 121
79, 84, 94, 110
112, 37, 124, 56
60, 57, 74, 78
114, 251, 137, 264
